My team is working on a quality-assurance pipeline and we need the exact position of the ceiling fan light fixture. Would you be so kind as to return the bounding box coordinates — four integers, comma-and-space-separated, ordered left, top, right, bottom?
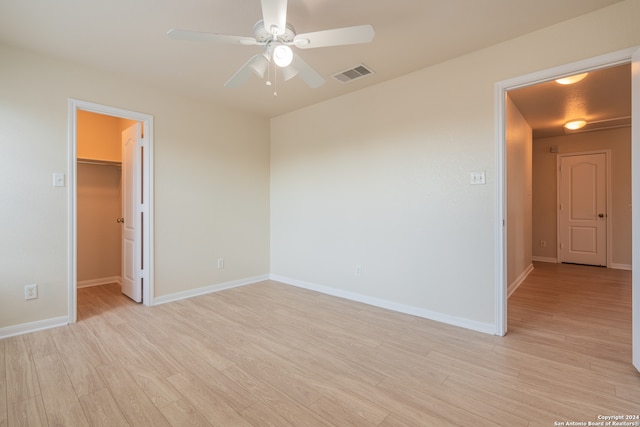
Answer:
564, 119, 587, 130
555, 72, 588, 85
273, 44, 293, 67
249, 54, 269, 78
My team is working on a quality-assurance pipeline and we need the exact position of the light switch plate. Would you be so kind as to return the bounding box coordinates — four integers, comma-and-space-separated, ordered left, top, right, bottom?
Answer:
470, 171, 486, 185
53, 173, 65, 187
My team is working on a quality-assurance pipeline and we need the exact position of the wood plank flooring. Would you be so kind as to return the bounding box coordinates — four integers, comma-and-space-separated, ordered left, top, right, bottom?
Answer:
1, 262, 638, 426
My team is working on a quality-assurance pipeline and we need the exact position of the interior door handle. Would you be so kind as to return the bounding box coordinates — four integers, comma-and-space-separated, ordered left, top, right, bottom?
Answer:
116, 217, 125, 223
598, 213, 605, 218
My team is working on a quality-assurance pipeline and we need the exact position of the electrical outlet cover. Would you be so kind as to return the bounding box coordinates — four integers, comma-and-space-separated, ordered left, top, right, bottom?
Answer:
25, 284, 38, 300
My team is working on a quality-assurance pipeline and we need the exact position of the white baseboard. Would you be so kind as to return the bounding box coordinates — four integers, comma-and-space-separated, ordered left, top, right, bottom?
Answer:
153, 274, 270, 306
0, 316, 68, 340
609, 263, 632, 271
1, 275, 270, 339
270, 274, 495, 335
77, 276, 121, 288
531, 258, 631, 270
508, 263, 534, 299
532, 256, 558, 263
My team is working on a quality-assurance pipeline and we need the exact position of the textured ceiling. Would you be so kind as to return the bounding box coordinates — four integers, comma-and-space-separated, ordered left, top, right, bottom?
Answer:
509, 64, 631, 139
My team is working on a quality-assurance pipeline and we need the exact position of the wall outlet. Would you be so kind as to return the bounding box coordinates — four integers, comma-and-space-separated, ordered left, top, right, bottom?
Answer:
25, 284, 38, 300
217, 258, 224, 269
355, 265, 362, 276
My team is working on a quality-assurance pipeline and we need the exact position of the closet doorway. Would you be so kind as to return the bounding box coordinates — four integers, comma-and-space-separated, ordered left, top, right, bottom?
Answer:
76, 110, 134, 291
68, 99, 154, 323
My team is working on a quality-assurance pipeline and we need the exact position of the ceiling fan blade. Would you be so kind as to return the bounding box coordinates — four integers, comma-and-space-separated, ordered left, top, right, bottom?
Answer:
224, 54, 270, 88
281, 64, 298, 81
285, 53, 325, 88
167, 28, 259, 46
261, 0, 287, 36
294, 25, 374, 49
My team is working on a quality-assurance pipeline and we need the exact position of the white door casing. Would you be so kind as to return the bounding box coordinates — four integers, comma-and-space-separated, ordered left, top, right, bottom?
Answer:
558, 153, 607, 266
121, 123, 143, 302
68, 99, 154, 323
631, 47, 639, 372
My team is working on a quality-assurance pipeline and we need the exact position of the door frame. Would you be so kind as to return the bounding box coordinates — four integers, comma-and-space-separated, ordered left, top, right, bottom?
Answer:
556, 150, 611, 266
494, 46, 638, 337
67, 99, 155, 323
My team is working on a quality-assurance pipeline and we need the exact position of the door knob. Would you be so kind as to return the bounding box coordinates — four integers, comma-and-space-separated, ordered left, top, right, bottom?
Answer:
598, 213, 605, 218
116, 217, 125, 223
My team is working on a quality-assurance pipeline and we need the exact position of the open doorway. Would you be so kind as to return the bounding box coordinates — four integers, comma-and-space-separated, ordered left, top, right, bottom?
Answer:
76, 112, 141, 319
509, 64, 631, 271
495, 46, 639, 371
76, 111, 136, 289
68, 99, 154, 324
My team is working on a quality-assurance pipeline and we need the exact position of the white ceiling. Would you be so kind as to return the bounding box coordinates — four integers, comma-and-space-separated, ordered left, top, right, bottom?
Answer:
0, 0, 625, 118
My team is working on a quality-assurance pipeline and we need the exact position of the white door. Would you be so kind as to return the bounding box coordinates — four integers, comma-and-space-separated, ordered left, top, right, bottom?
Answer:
121, 123, 143, 302
558, 153, 607, 266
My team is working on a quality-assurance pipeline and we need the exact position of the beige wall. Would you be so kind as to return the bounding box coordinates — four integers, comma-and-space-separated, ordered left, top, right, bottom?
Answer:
77, 110, 136, 162
0, 42, 270, 330
506, 96, 533, 288
532, 127, 632, 268
77, 163, 122, 283
271, 0, 640, 329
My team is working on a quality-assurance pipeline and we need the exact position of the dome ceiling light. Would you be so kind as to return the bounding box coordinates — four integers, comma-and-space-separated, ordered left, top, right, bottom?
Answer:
555, 72, 588, 85
564, 119, 587, 130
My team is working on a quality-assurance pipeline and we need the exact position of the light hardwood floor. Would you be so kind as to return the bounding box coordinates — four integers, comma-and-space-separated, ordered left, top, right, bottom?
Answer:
1, 262, 638, 426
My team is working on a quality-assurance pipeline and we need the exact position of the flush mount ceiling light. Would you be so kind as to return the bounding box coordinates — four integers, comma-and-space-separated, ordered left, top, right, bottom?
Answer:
555, 72, 588, 85
273, 44, 293, 67
564, 119, 587, 130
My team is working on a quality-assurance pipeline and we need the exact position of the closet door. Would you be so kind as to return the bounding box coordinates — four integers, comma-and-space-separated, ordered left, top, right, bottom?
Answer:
121, 123, 143, 302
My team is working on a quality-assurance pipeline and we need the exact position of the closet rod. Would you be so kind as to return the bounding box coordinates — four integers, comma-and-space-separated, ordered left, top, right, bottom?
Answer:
77, 158, 122, 167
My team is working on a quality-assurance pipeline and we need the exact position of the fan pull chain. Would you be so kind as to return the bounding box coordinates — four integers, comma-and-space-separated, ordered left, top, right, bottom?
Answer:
266, 58, 272, 86
273, 62, 278, 96
265, 57, 277, 96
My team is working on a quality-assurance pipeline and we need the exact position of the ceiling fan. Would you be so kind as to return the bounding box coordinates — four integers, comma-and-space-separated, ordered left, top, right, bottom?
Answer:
167, 0, 375, 89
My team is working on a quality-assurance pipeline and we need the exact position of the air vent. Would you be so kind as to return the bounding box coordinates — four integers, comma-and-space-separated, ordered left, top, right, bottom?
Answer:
332, 64, 374, 83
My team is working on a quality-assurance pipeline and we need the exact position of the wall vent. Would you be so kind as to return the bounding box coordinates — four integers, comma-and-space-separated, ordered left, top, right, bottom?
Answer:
332, 64, 374, 83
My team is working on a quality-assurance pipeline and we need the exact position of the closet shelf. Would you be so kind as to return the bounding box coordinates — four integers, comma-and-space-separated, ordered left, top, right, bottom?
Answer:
77, 158, 122, 167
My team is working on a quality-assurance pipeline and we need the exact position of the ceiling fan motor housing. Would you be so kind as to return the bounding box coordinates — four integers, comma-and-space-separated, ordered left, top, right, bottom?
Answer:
253, 20, 295, 43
